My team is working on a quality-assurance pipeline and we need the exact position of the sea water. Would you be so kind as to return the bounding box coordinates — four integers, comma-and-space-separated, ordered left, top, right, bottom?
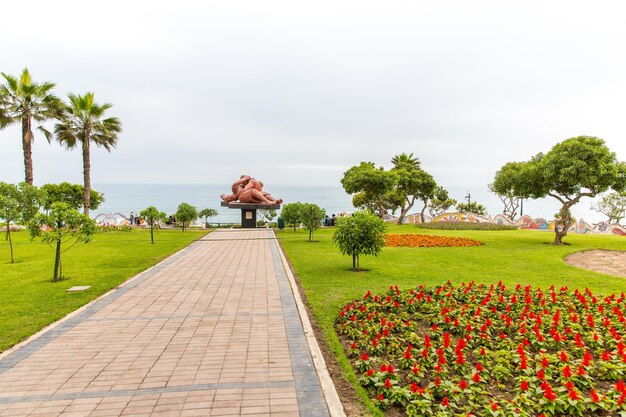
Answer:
92, 183, 607, 224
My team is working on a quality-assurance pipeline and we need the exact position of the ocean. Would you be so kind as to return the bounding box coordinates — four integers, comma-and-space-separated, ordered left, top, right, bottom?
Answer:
92, 183, 608, 225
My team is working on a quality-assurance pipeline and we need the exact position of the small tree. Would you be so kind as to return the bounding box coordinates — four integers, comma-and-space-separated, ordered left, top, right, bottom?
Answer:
258, 209, 277, 225
0, 182, 42, 263
456, 201, 487, 216
427, 186, 457, 219
333, 210, 386, 272
198, 208, 218, 227
591, 192, 626, 225
28, 202, 97, 282
140, 206, 167, 244
281, 202, 303, 231
176, 202, 198, 232
300, 203, 325, 241
41, 182, 104, 212
493, 136, 626, 244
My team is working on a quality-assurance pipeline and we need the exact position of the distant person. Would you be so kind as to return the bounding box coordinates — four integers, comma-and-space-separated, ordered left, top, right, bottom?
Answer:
129, 212, 134, 225
324, 215, 331, 227
331, 214, 336, 226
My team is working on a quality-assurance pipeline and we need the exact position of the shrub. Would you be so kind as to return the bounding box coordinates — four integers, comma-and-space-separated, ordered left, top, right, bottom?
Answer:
416, 222, 517, 231
333, 210, 386, 271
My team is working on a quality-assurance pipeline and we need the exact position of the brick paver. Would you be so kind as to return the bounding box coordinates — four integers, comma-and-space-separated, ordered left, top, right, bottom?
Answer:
0, 229, 331, 416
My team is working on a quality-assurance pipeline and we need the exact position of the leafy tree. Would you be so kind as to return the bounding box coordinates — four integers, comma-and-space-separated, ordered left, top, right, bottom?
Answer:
390, 153, 437, 224
198, 208, 218, 226
41, 182, 104, 212
332, 210, 386, 272
0, 182, 42, 263
258, 209, 277, 225
175, 202, 198, 232
493, 136, 626, 244
55, 93, 121, 216
140, 206, 167, 244
341, 162, 398, 218
299, 203, 325, 241
28, 202, 97, 282
281, 202, 303, 231
591, 191, 626, 225
456, 201, 487, 216
0, 68, 63, 184
427, 186, 457, 219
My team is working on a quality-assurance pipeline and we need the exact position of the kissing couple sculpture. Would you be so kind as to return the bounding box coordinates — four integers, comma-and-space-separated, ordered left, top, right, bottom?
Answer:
220, 175, 283, 205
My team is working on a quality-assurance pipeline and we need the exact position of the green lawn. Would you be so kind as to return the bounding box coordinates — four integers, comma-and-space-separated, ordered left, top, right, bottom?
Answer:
0, 228, 207, 352
277, 225, 626, 416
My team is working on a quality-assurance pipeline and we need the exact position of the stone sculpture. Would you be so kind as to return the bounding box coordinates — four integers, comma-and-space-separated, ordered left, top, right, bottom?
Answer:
221, 175, 283, 205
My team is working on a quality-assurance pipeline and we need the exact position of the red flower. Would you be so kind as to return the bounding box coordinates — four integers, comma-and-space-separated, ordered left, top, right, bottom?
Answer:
360, 352, 369, 361
541, 356, 549, 368
443, 332, 451, 348
476, 362, 484, 371
435, 376, 441, 386
520, 380, 529, 391
367, 369, 374, 377
537, 369, 545, 380
590, 389, 600, 402
424, 334, 432, 348
378, 393, 384, 401
472, 372, 480, 383
459, 380, 468, 389
559, 350, 568, 362
384, 379, 391, 389
441, 397, 449, 406
562, 365, 572, 378
490, 402, 499, 411
567, 389, 579, 400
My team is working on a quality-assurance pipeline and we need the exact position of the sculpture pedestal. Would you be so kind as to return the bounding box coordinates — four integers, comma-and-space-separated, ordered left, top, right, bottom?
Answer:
221, 202, 281, 228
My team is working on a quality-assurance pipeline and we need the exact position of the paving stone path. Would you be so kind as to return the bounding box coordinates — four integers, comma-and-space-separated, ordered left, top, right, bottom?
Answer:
0, 229, 336, 417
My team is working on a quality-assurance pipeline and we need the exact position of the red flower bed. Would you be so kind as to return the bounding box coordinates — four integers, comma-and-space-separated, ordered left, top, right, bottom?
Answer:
336, 282, 626, 416
385, 234, 483, 248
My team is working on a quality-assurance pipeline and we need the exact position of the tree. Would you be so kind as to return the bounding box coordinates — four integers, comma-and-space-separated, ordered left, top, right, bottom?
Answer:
41, 183, 104, 212
299, 203, 325, 241
493, 136, 626, 244
281, 202, 303, 231
591, 191, 626, 225
55, 93, 121, 216
0, 182, 42, 263
175, 203, 198, 232
198, 208, 218, 226
28, 202, 97, 282
390, 153, 437, 224
341, 162, 398, 218
258, 209, 277, 225
427, 186, 457, 219
140, 206, 167, 244
0, 68, 62, 184
332, 210, 386, 272
456, 201, 487, 216
490, 162, 527, 220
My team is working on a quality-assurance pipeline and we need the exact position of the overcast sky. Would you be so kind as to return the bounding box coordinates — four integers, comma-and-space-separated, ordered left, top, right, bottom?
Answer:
1, 0, 625, 188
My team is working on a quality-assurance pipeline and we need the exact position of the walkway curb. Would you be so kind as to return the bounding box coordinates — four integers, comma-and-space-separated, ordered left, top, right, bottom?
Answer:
272, 230, 347, 417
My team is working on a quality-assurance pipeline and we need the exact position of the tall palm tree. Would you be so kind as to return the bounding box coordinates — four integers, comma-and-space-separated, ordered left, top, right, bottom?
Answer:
55, 92, 122, 216
0, 68, 62, 184
391, 152, 420, 170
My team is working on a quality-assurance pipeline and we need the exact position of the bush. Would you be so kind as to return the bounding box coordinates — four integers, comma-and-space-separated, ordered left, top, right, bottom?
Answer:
333, 210, 386, 271
416, 222, 517, 231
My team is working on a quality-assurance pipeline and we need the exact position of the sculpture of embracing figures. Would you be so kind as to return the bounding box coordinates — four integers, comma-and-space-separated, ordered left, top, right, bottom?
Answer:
221, 175, 283, 205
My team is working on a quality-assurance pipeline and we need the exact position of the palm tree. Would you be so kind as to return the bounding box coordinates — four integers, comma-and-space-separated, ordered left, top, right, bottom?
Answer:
0, 68, 62, 184
55, 93, 122, 216
391, 152, 420, 170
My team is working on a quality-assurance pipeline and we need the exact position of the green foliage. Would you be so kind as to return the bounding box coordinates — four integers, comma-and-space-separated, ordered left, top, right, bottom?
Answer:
391, 154, 437, 224
300, 203, 325, 241
140, 206, 168, 244
54, 92, 122, 215
428, 186, 457, 218
281, 202, 303, 231
416, 222, 517, 231
0, 68, 63, 184
456, 201, 487, 216
28, 202, 97, 282
332, 210, 386, 271
341, 162, 398, 217
0, 182, 43, 262
277, 217, 285, 231
175, 202, 198, 232
198, 208, 218, 225
41, 182, 104, 211
493, 136, 626, 244
258, 209, 277, 225
592, 191, 626, 225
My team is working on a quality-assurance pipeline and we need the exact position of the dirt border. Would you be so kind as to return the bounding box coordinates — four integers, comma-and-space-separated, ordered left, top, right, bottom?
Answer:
564, 249, 626, 278
276, 238, 367, 417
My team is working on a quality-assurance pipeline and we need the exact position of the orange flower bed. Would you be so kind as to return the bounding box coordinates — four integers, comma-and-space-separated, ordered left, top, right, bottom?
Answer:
384, 233, 483, 247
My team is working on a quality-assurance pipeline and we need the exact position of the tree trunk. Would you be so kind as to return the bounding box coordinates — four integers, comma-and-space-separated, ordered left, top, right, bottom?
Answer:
53, 240, 62, 282
7, 224, 14, 263
150, 223, 155, 244
420, 203, 428, 223
553, 205, 573, 245
356, 254, 360, 272
83, 138, 91, 217
22, 115, 34, 185
397, 202, 413, 225
293, 223, 297, 232
352, 254, 356, 271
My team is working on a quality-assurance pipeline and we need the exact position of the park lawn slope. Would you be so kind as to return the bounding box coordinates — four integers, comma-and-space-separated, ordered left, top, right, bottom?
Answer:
0, 228, 207, 352
277, 224, 626, 415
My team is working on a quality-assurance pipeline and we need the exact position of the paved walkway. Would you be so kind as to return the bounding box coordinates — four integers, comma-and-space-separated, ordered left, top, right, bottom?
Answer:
0, 229, 337, 417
